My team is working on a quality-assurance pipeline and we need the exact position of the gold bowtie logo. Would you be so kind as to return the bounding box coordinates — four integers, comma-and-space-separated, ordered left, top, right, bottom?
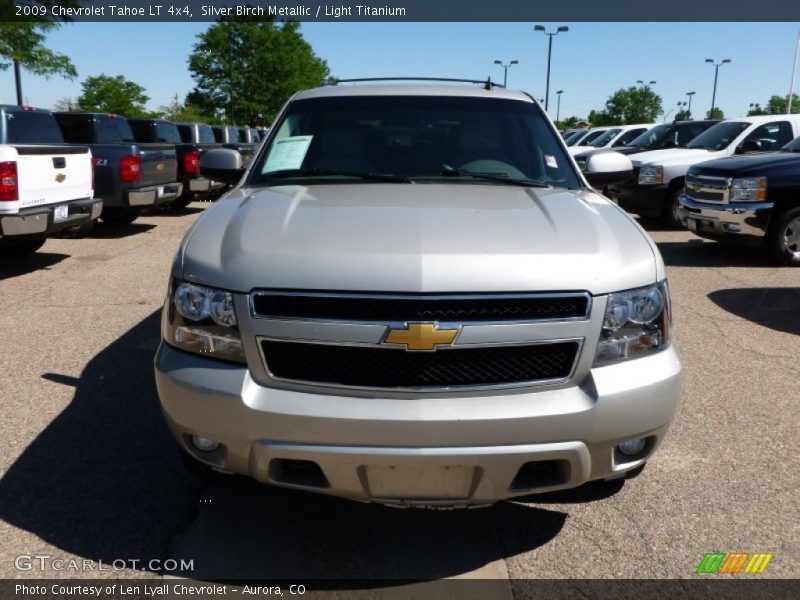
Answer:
55, 173, 66, 183
383, 322, 459, 351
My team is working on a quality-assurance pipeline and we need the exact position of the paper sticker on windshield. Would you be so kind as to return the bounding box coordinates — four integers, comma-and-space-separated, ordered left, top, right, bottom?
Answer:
262, 135, 313, 173
545, 155, 558, 168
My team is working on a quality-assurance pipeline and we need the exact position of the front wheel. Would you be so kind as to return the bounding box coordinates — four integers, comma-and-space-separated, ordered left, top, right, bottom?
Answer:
766, 206, 800, 265
660, 188, 685, 229
0, 235, 47, 257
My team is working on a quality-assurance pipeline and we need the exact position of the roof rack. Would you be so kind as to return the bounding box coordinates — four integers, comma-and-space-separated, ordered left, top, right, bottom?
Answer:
329, 77, 503, 91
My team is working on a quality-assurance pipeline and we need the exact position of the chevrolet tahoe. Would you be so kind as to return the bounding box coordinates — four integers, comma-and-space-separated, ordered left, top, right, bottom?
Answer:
154, 83, 682, 507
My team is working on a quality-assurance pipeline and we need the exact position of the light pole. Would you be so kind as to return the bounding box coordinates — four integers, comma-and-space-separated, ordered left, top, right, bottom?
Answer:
686, 91, 696, 117
534, 25, 568, 112
556, 90, 564, 128
705, 58, 731, 117
493, 59, 518, 88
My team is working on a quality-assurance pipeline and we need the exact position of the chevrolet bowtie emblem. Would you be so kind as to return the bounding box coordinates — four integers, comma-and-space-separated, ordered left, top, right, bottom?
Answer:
383, 322, 459, 351
55, 173, 66, 183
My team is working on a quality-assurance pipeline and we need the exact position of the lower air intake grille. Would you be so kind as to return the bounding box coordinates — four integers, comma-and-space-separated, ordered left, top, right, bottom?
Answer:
261, 340, 580, 389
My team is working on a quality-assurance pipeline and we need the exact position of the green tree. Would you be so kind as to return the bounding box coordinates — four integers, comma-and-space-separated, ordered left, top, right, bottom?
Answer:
188, 18, 330, 125
158, 95, 209, 122
747, 104, 768, 116
77, 74, 149, 116
560, 116, 586, 129
589, 86, 663, 125
766, 94, 800, 115
674, 109, 691, 121
0, 21, 77, 104
706, 107, 725, 119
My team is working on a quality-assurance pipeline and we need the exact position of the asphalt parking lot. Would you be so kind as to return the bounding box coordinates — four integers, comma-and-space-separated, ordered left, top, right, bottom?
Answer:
0, 204, 797, 585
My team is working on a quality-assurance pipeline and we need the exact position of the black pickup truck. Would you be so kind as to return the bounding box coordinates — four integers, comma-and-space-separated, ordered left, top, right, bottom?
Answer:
54, 113, 183, 225
127, 118, 212, 209
678, 136, 800, 264
174, 122, 228, 200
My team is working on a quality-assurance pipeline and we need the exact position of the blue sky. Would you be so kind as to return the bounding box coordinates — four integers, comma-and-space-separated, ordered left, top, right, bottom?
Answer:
2, 22, 799, 120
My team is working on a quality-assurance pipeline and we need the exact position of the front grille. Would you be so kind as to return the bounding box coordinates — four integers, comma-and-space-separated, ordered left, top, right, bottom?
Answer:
251, 292, 589, 322
685, 175, 728, 203
261, 340, 580, 389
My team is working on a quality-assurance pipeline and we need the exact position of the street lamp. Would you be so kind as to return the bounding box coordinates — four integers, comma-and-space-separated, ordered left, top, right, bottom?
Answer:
534, 24, 568, 112
749, 102, 761, 114
686, 91, 696, 117
636, 79, 657, 90
493, 59, 519, 88
556, 90, 564, 128
705, 58, 731, 116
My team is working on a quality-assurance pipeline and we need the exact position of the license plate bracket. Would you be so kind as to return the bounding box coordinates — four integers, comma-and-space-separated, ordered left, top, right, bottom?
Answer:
364, 464, 476, 500
53, 205, 69, 222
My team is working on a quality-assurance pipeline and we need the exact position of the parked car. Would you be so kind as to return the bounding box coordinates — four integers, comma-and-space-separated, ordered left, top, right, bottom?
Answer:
127, 118, 210, 209
678, 135, 800, 264
238, 127, 262, 145
572, 120, 720, 171
174, 121, 228, 199
211, 125, 256, 166
565, 126, 611, 148
608, 115, 800, 227
0, 105, 98, 256
54, 112, 183, 226
154, 81, 681, 507
566, 124, 654, 156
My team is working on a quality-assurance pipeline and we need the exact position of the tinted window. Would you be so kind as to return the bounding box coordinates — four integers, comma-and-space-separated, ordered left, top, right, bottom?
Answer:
55, 114, 92, 143
564, 130, 587, 146
198, 125, 215, 143
212, 127, 224, 142
614, 128, 647, 147
5, 111, 64, 143
588, 128, 622, 147
155, 121, 181, 143
629, 124, 672, 148
250, 129, 261, 142
254, 95, 582, 189
783, 136, 800, 152
125, 120, 151, 143
177, 124, 193, 143
577, 129, 607, 146
687, 121, 750, 151
97, 117, 135, 143
743, 121, 794, 151
226, 127, 241, 143
676, 123, 711, 146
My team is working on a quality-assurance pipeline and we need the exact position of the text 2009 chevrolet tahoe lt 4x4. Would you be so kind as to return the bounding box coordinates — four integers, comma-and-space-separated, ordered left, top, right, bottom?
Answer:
154, 83, 682, 507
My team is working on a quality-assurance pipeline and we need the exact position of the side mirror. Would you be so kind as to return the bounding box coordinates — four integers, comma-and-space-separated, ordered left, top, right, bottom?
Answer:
736, 139, 761, 154
583, 152, 633, 187
200, 148, 245, 185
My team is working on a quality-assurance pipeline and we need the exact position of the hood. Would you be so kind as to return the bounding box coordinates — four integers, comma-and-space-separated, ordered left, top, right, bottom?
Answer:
178, 183, 657, 295
630, 148, 719, 167
690, 152, 800, 176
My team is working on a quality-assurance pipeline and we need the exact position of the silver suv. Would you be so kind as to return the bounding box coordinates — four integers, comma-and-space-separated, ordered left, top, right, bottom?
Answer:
154, 81, 681, 507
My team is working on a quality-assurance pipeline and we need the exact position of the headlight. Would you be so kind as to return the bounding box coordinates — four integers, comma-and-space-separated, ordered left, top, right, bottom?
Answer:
164, 279, 245, 363
729, 176, 767, 202
638, 165, 663, 185
593, 282, 672, 367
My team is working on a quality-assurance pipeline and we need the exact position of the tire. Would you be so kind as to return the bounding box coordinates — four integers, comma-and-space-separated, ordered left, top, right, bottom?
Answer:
766, 206, 800, 265
100, 208, 139, 226
660, 188, 685, 229
0, 235, 47, 257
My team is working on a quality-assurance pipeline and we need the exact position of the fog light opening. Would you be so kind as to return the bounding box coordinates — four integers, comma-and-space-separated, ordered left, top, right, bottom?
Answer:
192, 435, 220, 452
618, 437, 647, 457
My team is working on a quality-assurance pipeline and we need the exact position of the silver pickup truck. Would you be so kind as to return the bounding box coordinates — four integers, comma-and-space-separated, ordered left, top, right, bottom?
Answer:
155, 82, 682, 507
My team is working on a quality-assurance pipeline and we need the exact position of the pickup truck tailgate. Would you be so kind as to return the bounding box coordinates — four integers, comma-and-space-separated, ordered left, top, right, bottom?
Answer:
15, 146, 92, 209
138, 146, 178, 186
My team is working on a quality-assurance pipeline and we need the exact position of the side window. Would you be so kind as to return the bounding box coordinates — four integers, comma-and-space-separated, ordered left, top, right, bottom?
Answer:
55, 115, 91, 143
743, 122, 793, 152
614, 128, 646, 146
177, 124, 192, 143
98, 117, 135, 143
212, 127, 224, 142
155, 122, 181, 143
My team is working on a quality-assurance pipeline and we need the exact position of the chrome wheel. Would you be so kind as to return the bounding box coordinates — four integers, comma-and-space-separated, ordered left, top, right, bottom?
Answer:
782, 216, 800, 258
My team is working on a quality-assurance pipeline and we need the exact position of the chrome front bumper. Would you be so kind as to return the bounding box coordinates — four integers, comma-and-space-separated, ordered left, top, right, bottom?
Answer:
678, 195, 773, 240
154, 343, 682, 506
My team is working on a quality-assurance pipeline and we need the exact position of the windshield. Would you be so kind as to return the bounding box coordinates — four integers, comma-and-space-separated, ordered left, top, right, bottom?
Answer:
252, 95, 582, 189
564, 130, 586, 145
782, 136, 800, 152
588, 128, 622, 147
576, 129, 607, 146
629, 124, 674, 148
687, 121, 750, 151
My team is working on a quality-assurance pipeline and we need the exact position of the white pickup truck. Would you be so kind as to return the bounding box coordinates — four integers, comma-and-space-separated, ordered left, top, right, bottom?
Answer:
608, 115, 800, 227
0, 105, 100, 257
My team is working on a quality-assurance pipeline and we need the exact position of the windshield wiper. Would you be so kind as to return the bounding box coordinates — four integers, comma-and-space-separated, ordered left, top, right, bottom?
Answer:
263, 168, 412, 184
439, 166, 550, 188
